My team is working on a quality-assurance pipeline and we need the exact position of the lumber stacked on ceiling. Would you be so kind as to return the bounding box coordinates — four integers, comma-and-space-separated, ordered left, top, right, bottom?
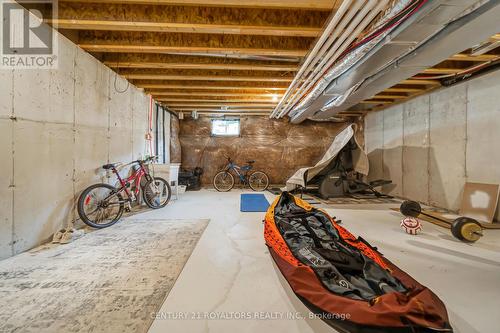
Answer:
44, 0, 337, 116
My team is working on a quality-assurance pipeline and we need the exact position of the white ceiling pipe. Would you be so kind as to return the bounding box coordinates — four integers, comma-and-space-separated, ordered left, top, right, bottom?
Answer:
292, 0, 391, 113
277, 0, 381, 118
269, 0, 355, 118
277, 11, 378, 119
278, 0, 387, 118
274, 0, 367, 118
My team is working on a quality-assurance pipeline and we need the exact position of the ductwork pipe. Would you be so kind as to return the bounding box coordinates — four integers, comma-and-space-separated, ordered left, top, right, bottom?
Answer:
277, 0, 389, 118
270, 0, 355, 118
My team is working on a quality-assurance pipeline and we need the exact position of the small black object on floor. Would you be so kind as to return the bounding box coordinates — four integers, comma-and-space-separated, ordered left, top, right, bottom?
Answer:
267, 187, 282, 195
179, 167, 203, 191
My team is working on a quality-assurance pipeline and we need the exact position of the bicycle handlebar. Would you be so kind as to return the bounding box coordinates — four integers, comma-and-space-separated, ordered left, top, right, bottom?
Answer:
106, 155, 159, 170
132, 155, 159, 165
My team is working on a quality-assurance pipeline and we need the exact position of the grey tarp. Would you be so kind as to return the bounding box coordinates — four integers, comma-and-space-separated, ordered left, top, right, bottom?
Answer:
285, 124, 369, 191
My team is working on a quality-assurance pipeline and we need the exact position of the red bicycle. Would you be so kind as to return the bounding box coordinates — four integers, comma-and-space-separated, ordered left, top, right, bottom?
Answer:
77, 156, 171, 228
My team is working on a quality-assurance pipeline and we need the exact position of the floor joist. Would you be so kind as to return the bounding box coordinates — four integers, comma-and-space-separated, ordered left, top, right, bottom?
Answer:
155, 98, 278, 102
58, 0, 336, 10
149, 92, 282, 97
48, 19, 321, 37
79, 44, 308, 58
104, 61, 297, 71
163, 103, 276, 107
138, 84, 288, 90
124, 74, 293, 81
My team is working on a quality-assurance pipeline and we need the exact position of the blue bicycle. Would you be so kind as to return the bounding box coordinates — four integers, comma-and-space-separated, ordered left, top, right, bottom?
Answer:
213, 156, 269, 192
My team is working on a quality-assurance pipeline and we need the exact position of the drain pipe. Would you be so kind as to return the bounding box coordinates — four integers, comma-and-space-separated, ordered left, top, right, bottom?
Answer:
277, 0, 388, 118
269, 0, 355, 118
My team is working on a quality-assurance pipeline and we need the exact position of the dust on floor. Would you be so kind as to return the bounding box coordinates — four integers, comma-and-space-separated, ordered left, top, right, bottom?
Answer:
0, 218, 209, 333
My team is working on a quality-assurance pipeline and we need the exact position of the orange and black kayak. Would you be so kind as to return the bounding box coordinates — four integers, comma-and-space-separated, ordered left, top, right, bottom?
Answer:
264, 192, 453, 333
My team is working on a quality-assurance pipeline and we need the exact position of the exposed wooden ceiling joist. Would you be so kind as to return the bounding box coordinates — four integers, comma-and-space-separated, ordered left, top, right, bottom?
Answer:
165, 103, 276, 107
149, 91, 282, 97
104, 61, 297, 71
138, 84, 288, 90
447, 53, 499, 62
358, 101, 391, 104
49, 19, 321, 37
47, 0, 333, 117
170, 108, 273, 112
400, 79, 441, 86
371, 95, 408, 100
193, 112, 271, 116
124, 74, 293, 81
156, 98, 277, 102
79, 44, 308, 58
422, 68, 463, 74
383, 88, 424, 93
58, 0, 336, 10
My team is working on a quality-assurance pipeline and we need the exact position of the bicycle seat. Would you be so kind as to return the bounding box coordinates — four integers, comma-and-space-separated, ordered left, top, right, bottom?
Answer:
247, 160, 255, 164
102, 163, 121, 170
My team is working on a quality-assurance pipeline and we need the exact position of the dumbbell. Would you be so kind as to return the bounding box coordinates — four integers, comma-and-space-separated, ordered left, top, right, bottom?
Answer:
400, 200, 483, 243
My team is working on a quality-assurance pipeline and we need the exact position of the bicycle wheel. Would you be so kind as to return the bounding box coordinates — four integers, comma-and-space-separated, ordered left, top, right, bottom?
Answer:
142, 177, 171, 209
213, 171, 234, 192
77, 183, 124, 229
248, 171, 269, 191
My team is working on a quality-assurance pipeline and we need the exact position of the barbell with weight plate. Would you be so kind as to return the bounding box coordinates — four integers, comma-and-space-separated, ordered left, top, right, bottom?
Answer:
400, 200, 483, 243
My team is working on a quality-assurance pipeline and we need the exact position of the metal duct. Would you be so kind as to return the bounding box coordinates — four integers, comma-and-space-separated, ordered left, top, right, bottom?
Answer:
290, 0, 500, 123
287, 0, 411, 117
271, 0, 388, 118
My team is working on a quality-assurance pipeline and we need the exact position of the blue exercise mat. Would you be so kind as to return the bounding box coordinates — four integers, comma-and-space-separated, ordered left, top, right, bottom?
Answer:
240, 194, 270, 212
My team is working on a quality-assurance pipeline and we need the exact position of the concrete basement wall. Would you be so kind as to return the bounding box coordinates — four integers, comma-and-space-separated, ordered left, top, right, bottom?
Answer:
365, 69, 500, 221
0, 25, 154, 260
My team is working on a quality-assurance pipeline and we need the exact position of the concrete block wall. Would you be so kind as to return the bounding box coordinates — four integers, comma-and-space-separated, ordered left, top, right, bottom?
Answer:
0, 28, 153, 260
365, 69, 500, 221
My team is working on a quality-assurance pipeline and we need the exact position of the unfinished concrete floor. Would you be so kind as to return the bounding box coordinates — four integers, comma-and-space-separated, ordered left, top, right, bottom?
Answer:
146, 189, 500, 333
1, 189, 499, 333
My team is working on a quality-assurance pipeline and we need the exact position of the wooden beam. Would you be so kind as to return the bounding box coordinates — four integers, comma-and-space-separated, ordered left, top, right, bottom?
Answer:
125, 74, 293, 81
104, 61, 297, 71
371, 95, 408, 100
193, 112, 271, 116
171, 108, 273, 112
358, 101, 392, 104
48, 19, 321, 38
337, 112, 365, 117
360, 85, 442, 113
157, 98, 277, 102
79, 44, 308, 57
164, 103, 275, 107
384, 88, 423, 93
139, 84, 288, 90
401, 79, 441, 86
58, 0, 336, 10
448, 53, 499, 62
422, 68, 462, 74
150, 92, 282, 97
